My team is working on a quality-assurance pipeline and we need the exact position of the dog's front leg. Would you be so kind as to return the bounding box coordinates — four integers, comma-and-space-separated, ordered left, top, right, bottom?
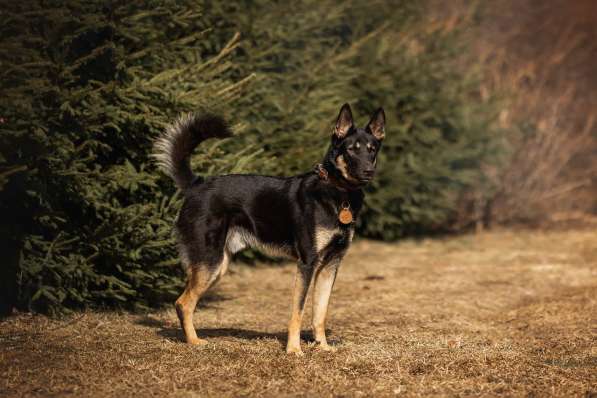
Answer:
312, 259, 339, 351
286, 263, 315, 356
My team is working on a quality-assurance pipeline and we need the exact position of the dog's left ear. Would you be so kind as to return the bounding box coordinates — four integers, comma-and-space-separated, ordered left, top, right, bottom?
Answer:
366, 108, 386, 141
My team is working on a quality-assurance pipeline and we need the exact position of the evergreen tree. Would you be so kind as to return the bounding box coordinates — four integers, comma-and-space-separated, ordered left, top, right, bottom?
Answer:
0, 1, 260, 313
1, 0, 501, 313
215, 0, 501, 239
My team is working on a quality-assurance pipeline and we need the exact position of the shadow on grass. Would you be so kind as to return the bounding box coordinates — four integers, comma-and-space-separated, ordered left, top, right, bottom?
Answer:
135, 288, 338, 345
136, 315, 331, 345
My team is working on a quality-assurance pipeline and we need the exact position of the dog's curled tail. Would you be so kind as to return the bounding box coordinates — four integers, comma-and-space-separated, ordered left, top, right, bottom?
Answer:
153, 113, 232, 190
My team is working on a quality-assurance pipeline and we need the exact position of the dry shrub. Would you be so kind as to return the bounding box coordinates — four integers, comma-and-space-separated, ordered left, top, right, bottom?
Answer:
474, 0, 597, 225
491, 97, 595, 224
430, 0, 597, 229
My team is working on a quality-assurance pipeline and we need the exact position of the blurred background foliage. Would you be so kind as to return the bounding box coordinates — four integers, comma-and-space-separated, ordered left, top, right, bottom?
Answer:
1, 0, 594, 314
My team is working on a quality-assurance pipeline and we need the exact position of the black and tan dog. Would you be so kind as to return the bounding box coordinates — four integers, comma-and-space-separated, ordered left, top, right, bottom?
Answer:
154, 103, 385, 355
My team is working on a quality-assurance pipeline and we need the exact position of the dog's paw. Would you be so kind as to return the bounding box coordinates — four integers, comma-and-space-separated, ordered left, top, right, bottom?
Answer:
187, 337, 208, 346
286, 346, 304, 356
316, 343, 337, 352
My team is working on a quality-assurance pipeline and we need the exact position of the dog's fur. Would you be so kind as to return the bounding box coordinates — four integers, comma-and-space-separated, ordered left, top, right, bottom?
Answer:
154, 103, 385, 354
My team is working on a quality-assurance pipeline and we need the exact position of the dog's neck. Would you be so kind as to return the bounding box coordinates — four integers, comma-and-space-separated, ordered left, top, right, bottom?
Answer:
318, 149, 363, 192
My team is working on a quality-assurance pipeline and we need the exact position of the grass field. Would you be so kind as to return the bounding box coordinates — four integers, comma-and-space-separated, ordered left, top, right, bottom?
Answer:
1, 229, 596, 397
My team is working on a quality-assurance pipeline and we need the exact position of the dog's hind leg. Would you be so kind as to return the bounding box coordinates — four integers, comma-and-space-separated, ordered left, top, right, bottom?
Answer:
312, 259, 340, 351
286, 263, 315, 355
175, 251, 229, 345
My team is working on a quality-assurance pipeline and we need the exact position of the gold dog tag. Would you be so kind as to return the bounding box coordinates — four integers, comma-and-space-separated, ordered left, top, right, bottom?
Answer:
338, 202, 353, 224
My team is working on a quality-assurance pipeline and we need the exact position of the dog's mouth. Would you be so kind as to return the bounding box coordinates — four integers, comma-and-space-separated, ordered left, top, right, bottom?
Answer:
357, 171, 375, 183
352, 176, 374, 186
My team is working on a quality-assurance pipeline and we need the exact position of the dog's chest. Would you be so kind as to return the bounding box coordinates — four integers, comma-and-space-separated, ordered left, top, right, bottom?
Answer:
314, 225, 354, 253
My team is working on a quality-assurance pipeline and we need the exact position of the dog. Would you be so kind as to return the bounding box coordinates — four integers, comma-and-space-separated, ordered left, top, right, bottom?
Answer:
154, 103, 385, 355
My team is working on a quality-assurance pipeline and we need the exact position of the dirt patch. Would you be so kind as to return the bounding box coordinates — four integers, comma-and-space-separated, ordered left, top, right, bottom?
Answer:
1, 229, 596, 397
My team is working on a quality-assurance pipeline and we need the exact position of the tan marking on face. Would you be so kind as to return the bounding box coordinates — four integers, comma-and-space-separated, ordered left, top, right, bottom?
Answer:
335, 155, 359, 183
355, 141, 360, 149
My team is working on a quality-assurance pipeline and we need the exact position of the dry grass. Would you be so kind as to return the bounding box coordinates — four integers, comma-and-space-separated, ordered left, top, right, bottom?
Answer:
1, 229, 596, 397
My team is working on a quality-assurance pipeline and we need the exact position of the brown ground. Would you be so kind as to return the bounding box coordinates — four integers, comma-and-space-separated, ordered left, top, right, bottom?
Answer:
1, 229, 596, 397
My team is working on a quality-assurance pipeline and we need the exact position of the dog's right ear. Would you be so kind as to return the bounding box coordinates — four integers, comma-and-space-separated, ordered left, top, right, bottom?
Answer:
333, 103, 354, 139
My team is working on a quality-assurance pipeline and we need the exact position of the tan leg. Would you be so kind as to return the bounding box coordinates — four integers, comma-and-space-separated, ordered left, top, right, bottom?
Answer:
312, 262, 338, 351
286, 265, 314, 355
175, 253, 228, 345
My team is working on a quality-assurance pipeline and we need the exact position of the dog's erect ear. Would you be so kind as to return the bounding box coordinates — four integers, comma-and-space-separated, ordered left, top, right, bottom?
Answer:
366, 107, 386, 141
333, 103, 354, 139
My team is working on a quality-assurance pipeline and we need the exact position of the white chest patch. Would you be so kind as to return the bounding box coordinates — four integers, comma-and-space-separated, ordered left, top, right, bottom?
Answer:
314, 227, 340, 252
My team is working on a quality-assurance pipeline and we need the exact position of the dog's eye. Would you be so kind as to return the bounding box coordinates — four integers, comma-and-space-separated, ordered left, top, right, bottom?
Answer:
347, 142, 361, 153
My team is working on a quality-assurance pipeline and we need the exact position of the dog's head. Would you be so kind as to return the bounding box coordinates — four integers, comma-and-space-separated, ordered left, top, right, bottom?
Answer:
328, 103, 385, 186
